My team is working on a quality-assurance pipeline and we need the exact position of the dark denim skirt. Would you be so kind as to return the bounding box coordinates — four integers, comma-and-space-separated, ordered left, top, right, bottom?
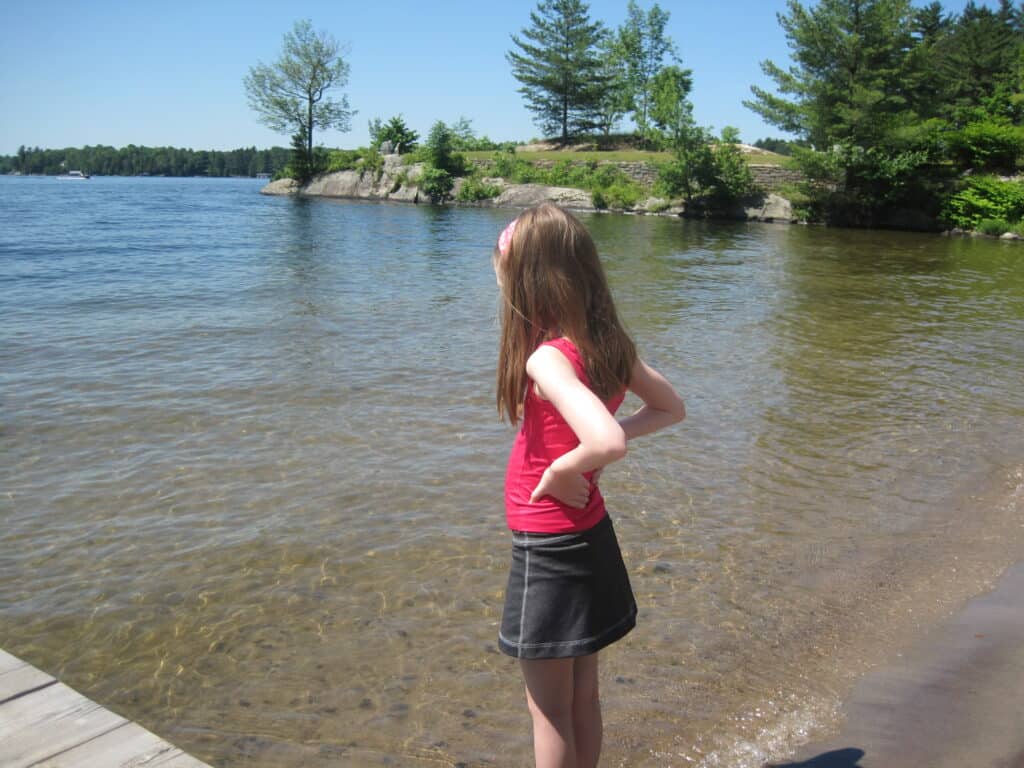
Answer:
499, 514, 637, 659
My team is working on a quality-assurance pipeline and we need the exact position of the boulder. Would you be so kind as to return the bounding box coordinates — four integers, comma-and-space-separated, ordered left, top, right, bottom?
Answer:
1000, 231, 1022, 240
639, 197, 671, 214
743, 193, 796, 223
493, 183, 593, 210
260, 178, 300, 196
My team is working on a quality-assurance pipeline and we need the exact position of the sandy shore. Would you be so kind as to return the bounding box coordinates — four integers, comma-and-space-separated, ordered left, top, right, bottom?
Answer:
768, 561, 1024, 768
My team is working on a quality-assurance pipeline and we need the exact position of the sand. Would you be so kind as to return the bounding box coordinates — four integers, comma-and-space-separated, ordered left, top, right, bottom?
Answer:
769, 562, 1024, 768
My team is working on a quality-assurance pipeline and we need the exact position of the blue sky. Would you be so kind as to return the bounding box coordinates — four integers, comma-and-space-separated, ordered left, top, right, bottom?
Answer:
0, 0, 1000, 155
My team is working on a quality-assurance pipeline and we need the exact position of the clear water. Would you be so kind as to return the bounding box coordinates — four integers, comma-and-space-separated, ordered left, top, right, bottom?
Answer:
2, 176, 1023, 766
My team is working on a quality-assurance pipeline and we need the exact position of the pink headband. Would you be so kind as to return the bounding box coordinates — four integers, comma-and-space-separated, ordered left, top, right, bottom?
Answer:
497, 218, 518, 257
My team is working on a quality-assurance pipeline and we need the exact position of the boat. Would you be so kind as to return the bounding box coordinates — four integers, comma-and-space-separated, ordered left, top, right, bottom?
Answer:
56, 170, 90, 180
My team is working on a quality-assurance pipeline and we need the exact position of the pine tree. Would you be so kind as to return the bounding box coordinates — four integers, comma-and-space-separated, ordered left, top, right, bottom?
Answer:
744, 0, 920, 149
507, 0, 608, 141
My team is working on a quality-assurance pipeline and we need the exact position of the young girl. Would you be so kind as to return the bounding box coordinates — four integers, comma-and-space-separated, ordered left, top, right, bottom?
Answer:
492, 203, 686, 768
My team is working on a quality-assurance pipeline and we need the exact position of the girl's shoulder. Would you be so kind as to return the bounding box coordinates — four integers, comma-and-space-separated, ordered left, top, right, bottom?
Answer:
535, 337, 585, 377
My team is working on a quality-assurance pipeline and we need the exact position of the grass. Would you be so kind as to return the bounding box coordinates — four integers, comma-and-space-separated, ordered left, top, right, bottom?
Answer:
464, 148, 790, 166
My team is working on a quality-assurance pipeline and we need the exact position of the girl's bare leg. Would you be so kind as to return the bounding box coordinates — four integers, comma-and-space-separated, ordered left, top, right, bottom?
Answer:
521, 657, 577, 768
572, 653, 602, 768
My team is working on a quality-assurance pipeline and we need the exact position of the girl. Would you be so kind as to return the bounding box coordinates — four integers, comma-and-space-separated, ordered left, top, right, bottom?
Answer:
492, 203, 686, 768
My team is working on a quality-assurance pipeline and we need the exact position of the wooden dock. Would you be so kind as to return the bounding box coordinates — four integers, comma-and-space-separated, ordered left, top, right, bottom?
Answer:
0, 649, 212, 767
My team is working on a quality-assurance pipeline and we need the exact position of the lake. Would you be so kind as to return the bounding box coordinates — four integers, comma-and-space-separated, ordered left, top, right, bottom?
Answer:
2, 175, 1023, 767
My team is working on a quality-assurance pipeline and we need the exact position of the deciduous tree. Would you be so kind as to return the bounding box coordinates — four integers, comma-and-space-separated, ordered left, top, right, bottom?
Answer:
244, 19, 354, 182
617, 1, 678, 145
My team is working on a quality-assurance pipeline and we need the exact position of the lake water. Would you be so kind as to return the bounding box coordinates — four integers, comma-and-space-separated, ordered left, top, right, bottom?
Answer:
2, 176, 1023, 767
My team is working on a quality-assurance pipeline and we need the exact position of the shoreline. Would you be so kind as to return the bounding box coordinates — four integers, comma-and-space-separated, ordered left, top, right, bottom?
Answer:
258, 159, 800, 225
769, 560, 1024, 768
259, 172, 1024, 240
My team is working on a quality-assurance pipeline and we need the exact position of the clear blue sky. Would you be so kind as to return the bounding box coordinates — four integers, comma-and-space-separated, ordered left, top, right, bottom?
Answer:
0, 0, 998, 155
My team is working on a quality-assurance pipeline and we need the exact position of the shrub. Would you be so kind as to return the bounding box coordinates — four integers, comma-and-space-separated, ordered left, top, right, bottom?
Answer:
946, 121, 1024, 172
419, 166, 453, 203
942, 176, 1024, 229
326, 149, 362, 173
424, 121, 469, 176
601, 183, 643, 210
708, 141, 757, 204
368, 115, 419, 154
977, 218, 1012, 236
456, 176, 502, 202
359, 148, 385, 180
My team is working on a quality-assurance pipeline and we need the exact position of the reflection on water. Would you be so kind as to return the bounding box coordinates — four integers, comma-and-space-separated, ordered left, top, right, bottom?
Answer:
2, 177, 1023, 766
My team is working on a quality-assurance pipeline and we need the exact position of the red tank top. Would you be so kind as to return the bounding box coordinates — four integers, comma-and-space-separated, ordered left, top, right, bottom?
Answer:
504, 337, 626, 533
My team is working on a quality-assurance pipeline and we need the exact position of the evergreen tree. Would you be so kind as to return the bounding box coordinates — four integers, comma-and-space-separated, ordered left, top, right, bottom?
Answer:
507, 0, 608, 141
933, 0, 1024, 122
744, 0, 921, 149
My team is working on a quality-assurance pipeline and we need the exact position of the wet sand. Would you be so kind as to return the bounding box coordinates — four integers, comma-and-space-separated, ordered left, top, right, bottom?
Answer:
769, 561, 1024, 768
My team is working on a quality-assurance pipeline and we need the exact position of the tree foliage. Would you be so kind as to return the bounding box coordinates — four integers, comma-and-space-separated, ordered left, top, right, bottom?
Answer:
2, 145, 289, 177
368, 115, 419, 154
507, 0, 608, 141
617, 1, 678, 145
745, 0, 1024, 227
244, 20, 354, 182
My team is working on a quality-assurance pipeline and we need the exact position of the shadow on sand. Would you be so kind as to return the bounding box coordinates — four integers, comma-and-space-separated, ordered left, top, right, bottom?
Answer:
769, 747, 866, 767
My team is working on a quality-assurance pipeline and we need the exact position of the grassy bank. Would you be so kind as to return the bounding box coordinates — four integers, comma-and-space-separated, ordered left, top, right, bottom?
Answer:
464, 148, 790, 166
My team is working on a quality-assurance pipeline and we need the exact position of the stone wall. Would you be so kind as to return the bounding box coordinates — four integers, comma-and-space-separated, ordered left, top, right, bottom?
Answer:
747, 164, 805, 192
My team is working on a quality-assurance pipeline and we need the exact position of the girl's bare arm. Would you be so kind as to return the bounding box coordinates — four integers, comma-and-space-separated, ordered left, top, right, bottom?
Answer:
526, 345, 627, 507
618, 358, 686, 440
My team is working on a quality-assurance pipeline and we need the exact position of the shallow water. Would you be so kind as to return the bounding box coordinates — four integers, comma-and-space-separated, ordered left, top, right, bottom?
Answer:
2, 176, 1023, 766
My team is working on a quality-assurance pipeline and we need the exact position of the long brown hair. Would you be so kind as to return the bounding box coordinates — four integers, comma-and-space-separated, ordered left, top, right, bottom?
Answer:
495, 203, 636, 424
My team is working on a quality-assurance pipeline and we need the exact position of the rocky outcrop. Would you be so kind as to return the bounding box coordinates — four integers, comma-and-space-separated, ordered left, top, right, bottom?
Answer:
491, 183, 593, 210
260, 178, 300, 196
260, 154, 427, 202
260, 154, 797, 223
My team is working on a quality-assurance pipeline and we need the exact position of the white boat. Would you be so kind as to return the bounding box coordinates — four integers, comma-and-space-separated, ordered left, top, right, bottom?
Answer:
56, 170, 90, 180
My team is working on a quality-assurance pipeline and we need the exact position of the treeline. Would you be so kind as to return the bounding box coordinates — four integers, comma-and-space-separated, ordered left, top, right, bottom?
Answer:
746, 0, 1024, 230
1, 145, 291, 177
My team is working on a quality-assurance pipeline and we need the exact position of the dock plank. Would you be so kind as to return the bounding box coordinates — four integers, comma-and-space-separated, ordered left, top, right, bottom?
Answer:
0, 649, 213, 768
0, 662, 56, 704
0, 681, 127, 765
31, 721, 211, 767
0, 648, 29, 674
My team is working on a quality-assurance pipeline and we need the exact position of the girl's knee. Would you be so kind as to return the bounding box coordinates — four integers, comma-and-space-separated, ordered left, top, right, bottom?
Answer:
526, 688, 574, 725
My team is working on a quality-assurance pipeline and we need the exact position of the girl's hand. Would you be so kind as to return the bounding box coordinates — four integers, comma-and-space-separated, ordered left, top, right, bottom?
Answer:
530, 467, 591, 508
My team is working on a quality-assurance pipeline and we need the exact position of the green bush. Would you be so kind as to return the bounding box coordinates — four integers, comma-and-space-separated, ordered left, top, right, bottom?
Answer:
942, 176, 1024, 229
359, 148, 384, 180
326, 149, 363, 172
977, 218, 1012, 236
601, 182, 643, 209
456, 176, 502, 202
946, 121, 1024, 172
424, 121, 469, 176
368, 115, 419, 154
419, 166, 453, 203
488, 150, 645, 206
707, 142, 757, 204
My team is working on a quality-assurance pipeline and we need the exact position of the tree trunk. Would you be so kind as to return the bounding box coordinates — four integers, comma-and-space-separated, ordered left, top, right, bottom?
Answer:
307, 97, 314, 171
